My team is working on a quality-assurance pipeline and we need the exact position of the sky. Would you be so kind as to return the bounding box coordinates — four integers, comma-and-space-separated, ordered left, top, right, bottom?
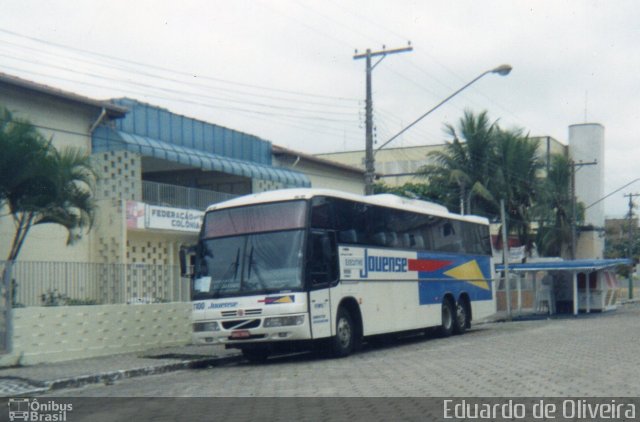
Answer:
1, 0, 638, 218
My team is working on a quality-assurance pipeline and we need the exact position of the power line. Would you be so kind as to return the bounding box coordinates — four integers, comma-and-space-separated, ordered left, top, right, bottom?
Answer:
0, 52, 359, 119
0, 28, 360, 102
0, 39, 361, 111
0, 63, 359, 126
322, 0, 528, 129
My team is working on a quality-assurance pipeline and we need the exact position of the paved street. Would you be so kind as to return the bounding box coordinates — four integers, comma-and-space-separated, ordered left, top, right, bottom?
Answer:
47, 303, 640, 398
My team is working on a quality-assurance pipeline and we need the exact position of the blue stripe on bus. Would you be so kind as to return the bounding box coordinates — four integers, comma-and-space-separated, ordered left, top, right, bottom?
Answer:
416, 252, 493, 305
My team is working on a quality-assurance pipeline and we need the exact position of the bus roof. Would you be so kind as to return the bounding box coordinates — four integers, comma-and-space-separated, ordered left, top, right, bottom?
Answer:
205, 188, 489, 225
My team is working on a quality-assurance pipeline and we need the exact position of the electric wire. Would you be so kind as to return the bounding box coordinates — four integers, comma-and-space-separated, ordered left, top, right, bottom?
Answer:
0, 28, 360, 102
0, 38, 361, 111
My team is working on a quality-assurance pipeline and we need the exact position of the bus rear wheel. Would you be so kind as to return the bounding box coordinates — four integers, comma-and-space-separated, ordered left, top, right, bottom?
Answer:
454, 300, 468, 335
331, 308, 354, 357
438, 299, 455, 338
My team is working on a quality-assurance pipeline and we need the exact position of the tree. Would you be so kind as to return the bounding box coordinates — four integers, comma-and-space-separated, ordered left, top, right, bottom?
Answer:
373, 182, 434, 200
534, 154, 577, 257
604, 218, 639, 278
418, 110, 498, 216
6, 147, 97, 262
0, 108, 51, 210
1, 107, 96, 274
492, 128, 542, 248
415, 109, 547, 255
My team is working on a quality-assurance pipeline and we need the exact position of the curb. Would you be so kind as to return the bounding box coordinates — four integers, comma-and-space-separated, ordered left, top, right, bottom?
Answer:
2, 353, 243, 397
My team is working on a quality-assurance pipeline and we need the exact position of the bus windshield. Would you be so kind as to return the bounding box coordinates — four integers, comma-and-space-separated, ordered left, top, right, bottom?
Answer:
193, 200, 307, 299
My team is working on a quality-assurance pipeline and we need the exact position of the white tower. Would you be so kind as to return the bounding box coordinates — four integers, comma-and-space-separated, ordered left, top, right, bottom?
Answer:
569, 123, 605, 227
568, 123, 605, 258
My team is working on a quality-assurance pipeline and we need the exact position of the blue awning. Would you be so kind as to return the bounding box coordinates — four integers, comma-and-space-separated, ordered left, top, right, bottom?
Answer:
496, 258, 631, 272
93, 127, 310, 188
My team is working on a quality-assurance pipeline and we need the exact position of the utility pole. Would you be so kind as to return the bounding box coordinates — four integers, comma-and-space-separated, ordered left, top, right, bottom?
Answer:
354, 44, 412, 195
624, 192, 639, 299
569, 160, 597, 259
500, 199, 512, 320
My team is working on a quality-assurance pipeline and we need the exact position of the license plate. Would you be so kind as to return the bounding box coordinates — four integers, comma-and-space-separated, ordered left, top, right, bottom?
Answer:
230, 330, 250, 339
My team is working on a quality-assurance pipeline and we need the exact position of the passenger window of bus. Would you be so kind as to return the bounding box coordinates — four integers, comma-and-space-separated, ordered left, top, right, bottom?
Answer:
311, 197, 333, 229
333, 199, 367, 244
306, 231, 338, 285
443, 222, 456, 237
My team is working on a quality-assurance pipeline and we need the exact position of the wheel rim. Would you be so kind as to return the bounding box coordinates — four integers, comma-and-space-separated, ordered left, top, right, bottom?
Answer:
456, 303, 466, 328
442, 303, 452, 329
337, 316, 352, 349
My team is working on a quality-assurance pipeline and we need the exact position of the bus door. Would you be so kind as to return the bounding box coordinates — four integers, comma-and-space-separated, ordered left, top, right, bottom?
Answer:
307, 230, 338, 339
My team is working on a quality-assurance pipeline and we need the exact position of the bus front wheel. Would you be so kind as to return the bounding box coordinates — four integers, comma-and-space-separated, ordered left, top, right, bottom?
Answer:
438, 299, 455, 338
332, 308, 354, 357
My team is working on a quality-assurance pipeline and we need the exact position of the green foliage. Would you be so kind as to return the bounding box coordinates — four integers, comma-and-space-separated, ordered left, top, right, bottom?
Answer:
534, 154, 574, 257
419, 110, 499, 217
384, 109, 586, 257
41, 289, 98, 306
0, 108, 51, 209
41, 289, 67, 306
0, 106, 97, 263
493, 128, 542, 248
417, 110, 544, 249
373, 182, 438, 201
604, 221, 640, 278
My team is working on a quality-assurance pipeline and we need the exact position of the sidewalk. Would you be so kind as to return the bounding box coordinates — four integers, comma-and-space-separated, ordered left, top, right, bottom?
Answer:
0, 344, 242, 397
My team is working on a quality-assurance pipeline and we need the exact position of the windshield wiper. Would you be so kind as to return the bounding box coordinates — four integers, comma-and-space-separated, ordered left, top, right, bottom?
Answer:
232, 247, 240, 279
247, 246, 254, 279
245, 245, 268, 290
212, 248, 240, 297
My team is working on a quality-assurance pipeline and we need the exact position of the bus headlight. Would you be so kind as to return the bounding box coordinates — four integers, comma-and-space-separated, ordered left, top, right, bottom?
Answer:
194, 321, 221, 332
263, 315, 305, 328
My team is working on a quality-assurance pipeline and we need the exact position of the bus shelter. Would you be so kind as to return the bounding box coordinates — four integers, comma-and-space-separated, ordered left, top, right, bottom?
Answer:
496, 259, 631, 316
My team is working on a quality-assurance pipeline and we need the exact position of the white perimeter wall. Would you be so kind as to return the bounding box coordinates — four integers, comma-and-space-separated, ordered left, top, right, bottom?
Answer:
0, 303, 192, 366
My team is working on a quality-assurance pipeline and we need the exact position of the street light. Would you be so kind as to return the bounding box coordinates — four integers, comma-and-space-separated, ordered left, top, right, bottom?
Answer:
365, 64, 512, 195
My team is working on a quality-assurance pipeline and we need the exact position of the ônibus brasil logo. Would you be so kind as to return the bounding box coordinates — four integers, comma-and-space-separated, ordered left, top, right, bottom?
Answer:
8, 398, 72, 421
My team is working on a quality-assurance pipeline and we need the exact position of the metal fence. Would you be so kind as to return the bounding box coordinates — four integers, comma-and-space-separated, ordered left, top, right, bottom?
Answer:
496, 273, 640, 312
1, 261, 190, 307
142, 180, 237, 210
617, 277, 640, 302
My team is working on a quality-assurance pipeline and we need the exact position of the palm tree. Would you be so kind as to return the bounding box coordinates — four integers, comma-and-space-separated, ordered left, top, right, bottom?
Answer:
534, 154, 575, 257
5, 146, 97, 262
492, 128, 542, 248
419, 110, 498, 216
0, 108, 50, 209
418, 109, 545, 257
1, 107, 97, 290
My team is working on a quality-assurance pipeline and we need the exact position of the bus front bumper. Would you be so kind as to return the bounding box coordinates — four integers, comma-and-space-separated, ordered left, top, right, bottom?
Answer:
192, 314, 312, 346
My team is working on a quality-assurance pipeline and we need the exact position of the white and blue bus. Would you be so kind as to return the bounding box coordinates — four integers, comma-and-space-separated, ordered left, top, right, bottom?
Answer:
181, 189, 495, 361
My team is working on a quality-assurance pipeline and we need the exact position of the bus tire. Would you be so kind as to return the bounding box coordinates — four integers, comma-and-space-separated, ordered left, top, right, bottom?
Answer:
454, 300, 468, 335
242, 347, 270, 363
438, 299, 455, 338
332, 308, 355, 357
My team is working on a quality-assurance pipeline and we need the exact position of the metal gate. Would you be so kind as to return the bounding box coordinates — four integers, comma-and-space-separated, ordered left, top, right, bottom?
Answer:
0, 261, 13, 353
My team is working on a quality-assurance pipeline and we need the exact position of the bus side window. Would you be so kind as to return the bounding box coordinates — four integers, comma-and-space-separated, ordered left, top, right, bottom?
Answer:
311, 196, 334, 229
306, 231, 338, 285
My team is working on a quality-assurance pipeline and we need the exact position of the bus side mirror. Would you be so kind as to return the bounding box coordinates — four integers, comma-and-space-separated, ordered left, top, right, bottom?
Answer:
180, 245, 196, 278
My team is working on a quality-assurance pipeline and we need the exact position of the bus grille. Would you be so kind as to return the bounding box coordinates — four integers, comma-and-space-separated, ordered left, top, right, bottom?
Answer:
221, 309, 262, 317
222, 319, 261, 330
